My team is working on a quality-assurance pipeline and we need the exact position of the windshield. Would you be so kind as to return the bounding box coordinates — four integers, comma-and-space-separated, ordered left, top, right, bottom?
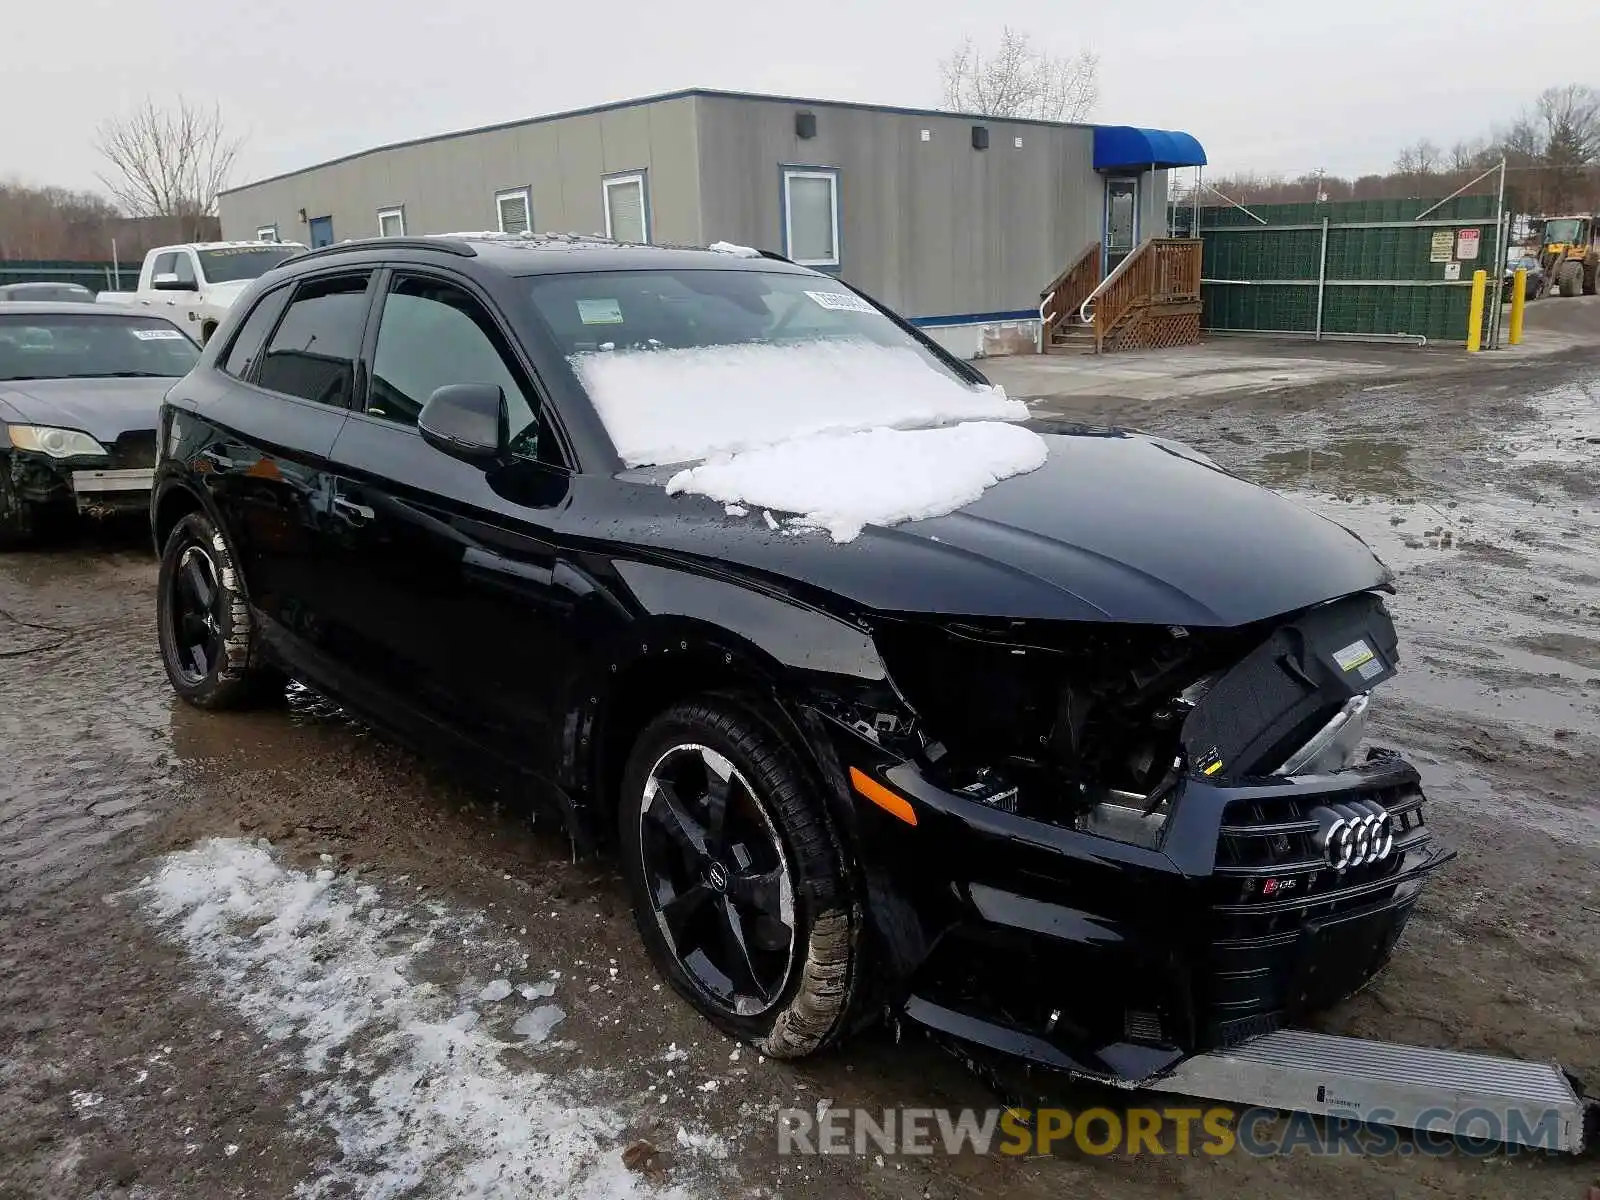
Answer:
0, 313, 200, 381
527, 268, 1020, 467
196, 246, 298, 283
1541, 219, 1583, 245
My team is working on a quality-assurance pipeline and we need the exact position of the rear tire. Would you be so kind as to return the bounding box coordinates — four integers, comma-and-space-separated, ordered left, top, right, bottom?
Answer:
156, 510, 284, 708
619, 696, 860, 1059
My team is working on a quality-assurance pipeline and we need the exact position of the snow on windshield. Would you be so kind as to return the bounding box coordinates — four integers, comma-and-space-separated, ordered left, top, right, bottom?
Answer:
572, 339, 1028, 466
572, 339, 1049, 541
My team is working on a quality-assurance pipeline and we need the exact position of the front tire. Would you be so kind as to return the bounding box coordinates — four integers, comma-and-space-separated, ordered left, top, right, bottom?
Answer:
619, 696, 859, 1058
156, 510, 283, 708
1556, 260, 1583, 297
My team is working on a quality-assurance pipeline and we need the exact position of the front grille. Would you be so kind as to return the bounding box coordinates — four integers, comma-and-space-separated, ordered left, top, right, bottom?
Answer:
106, 431, 156, 470
1195, 766, 1443, 1047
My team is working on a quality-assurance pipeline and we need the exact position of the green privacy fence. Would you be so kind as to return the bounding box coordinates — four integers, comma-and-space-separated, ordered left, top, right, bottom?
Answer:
0, 261, 130, 293
1172, 196, 1503, 343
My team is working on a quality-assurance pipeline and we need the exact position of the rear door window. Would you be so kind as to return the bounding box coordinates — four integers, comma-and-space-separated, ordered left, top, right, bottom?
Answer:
256, 273, 372, 407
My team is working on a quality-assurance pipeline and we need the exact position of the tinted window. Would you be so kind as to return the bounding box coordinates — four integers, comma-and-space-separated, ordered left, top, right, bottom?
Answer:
220, 286, 291, 379
0, 313, 199, 380
151, 252, 178, 279
256, 274, 371, 407
370, 275, 538, 452
174, 253, 197, 286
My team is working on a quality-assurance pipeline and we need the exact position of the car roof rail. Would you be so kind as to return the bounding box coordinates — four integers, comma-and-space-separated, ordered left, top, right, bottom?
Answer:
280, 237, 479, 265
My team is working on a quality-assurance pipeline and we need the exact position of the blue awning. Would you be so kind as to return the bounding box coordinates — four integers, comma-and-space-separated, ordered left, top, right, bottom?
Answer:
1093, 126, 1207, 171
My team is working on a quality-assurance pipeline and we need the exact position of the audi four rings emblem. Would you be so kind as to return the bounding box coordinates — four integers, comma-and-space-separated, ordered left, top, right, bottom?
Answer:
1309, 800, 1394, 869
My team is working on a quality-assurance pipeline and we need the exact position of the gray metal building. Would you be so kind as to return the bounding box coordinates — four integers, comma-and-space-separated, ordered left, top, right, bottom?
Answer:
218, 89, 1205, 356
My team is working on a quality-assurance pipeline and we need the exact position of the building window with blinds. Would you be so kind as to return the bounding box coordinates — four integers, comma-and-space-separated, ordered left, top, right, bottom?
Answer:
377, 207, 406, 237
602, 171, 649, 244
496, 188, 532, 235
781, 167, 840, 268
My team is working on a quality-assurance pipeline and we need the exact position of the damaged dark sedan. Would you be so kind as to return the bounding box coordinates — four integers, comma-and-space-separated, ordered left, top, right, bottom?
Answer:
151, 234, 1452, 1082
1, 303, 199, 546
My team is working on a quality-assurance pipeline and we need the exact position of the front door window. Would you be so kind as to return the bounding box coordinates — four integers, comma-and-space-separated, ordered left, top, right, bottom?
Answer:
1105, 178, 1139, 273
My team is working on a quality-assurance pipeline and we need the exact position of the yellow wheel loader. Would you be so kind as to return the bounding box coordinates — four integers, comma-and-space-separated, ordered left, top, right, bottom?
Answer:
1534, 215, 1600, 297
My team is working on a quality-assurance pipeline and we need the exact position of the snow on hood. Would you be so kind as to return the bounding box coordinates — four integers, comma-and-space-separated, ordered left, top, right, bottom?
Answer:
571, 340, 1028, 467
574, 340, 1047, 541
667, 422, 1050, 542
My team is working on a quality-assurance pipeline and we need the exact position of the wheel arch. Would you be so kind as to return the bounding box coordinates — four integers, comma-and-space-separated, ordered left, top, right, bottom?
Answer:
562, 559, 895, 859
150, 479, 257, 606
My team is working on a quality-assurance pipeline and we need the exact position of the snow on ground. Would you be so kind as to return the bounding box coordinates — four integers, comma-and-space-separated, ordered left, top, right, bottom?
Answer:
132, 839, 695, 1200
572, 340, 1028, 467
667, 422, 1049, 542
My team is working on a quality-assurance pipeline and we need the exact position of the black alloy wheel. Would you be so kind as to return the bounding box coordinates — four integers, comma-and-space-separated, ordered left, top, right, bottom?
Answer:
156, 509, 282, 709
637, 742, 798, 1017
167, 542, 224, 685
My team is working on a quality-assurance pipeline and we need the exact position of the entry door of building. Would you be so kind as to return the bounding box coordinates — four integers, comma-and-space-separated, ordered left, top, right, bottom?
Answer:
309, 216, 335, 247
1104, 177, 1140, 274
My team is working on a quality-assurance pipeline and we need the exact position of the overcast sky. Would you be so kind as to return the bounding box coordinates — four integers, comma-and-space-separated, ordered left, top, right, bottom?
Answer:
6, 0, 1581, 195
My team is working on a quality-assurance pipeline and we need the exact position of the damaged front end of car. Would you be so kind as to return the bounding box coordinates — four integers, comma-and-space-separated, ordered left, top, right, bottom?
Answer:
819, 589, 1454, 1085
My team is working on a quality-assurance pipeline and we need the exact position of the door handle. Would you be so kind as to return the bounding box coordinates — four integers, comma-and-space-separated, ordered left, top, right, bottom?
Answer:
333, 496, 375, 522
199, 448, 236, 469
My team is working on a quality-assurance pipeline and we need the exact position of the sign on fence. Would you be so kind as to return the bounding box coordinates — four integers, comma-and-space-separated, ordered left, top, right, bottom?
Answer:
1430, 231, 1455, 263
1456, 229, 1480, 259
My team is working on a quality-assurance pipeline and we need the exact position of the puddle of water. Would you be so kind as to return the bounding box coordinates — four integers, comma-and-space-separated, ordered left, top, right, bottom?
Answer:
1255, 437, 1416, 496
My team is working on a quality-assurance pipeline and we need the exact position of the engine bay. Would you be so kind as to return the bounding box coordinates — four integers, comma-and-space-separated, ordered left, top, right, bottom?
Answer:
865, 591, 1402, 838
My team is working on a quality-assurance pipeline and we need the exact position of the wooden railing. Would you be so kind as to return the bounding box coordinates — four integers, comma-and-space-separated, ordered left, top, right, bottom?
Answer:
1037, 241, 1101, 350
1093, 238, 1202, 352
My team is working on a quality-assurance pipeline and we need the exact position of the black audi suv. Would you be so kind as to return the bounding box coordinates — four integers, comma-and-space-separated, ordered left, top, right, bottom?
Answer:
151, 233, 1451, 1080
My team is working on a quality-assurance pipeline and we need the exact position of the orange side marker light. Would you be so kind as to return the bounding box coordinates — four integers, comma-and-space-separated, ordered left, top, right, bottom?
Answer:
849, 767, 918, 826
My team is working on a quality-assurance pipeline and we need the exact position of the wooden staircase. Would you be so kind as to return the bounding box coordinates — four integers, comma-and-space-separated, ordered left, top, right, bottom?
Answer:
1039, 238, 1204, 355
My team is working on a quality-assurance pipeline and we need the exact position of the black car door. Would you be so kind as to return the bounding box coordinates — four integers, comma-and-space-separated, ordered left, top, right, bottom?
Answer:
195, 269, 376, 679
321, 268, 581, 771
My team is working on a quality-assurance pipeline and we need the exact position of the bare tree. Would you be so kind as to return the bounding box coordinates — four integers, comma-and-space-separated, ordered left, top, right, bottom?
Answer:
1532, 84, 1600, 211
940, 28, 1098, 122
95, 96, 242, 233
1393, 138, 1441, 178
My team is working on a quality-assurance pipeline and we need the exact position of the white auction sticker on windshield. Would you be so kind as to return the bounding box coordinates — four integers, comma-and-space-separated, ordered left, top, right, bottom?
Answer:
576, 298, 624, 325
805, 289, 874, 314
131, 328, 185, 340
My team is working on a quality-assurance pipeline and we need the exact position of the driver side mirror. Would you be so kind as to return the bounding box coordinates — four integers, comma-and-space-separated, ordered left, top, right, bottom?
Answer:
418, 384, 508, 466
151, 272, 196, 292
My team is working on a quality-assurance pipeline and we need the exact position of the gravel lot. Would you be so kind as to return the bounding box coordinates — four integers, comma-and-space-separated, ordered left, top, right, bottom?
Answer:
2, 324, 1597, 1199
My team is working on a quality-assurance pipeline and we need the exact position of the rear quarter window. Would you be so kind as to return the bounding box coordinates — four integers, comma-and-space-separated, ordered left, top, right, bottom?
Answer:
220, 285, 293, 380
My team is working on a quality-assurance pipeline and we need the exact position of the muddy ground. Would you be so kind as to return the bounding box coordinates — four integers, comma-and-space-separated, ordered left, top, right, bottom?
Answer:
2, 320, 1597, 1198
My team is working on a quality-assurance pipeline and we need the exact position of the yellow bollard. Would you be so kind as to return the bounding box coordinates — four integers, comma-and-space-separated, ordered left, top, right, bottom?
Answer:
1466, 269, 1487, 352
1508, 268, 1527, 345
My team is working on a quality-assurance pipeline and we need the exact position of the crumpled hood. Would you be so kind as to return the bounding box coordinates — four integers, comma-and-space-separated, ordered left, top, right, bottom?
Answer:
619, 427, 1391, 628
0, 377, 172, 445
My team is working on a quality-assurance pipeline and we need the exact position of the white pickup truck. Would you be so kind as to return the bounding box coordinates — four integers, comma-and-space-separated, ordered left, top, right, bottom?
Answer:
98, 241, 306, 344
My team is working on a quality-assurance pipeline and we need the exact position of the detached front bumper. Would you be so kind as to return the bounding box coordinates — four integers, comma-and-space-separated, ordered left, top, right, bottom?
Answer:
847, 753, 1453, 1084
5, 432, 157, 518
